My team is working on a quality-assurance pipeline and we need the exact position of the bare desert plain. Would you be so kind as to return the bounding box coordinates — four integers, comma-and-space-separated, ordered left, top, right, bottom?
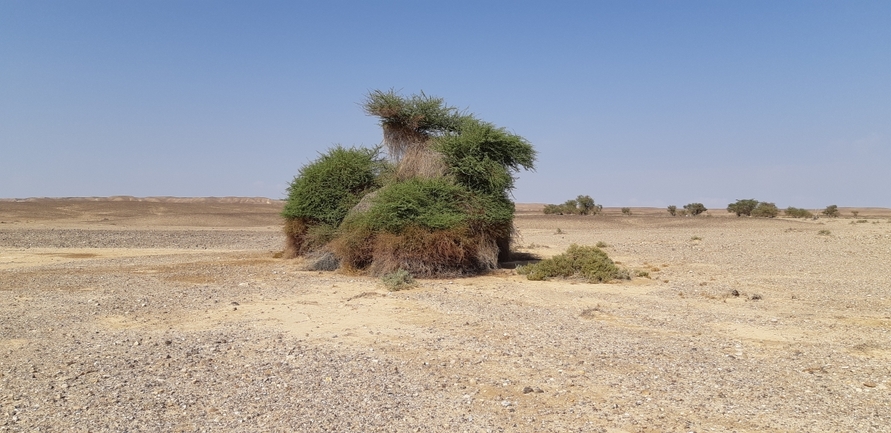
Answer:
1, 198, 890, 432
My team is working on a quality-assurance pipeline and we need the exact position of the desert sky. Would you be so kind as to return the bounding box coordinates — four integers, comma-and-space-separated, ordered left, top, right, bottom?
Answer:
2, 1, 889, 207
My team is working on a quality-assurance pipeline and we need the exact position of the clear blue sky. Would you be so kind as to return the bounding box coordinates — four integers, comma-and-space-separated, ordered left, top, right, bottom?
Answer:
2, 1, 889, 208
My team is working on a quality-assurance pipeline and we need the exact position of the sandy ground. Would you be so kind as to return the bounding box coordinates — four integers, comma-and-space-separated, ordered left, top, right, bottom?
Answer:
1, 198, 890, 432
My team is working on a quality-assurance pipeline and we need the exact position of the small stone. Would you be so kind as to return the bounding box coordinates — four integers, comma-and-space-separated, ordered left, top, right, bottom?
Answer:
863, 382, 877, 388
523, 386, 534, 394
731, 289, 740, 297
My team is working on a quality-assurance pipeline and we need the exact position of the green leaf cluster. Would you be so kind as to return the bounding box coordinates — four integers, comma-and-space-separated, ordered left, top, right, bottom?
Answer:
750, 202, 779, 218
282, 145, 386, 225
822, 205, 840, 217
346, 177, 514, 233
684, 203, 708, 216
435, 118, 536, 196
727, 199, 759, 216
363, 89, 465, 136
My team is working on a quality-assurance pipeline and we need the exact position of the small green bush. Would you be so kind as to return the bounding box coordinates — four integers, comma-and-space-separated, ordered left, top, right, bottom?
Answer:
727, 199, 759, 217
784, 207, 813, 218
621, 207, 632, 215
667, 205, 677, 216
517, 244, 629, 283
381, 269, 416, 291
684, 203, 708, 216
822, 205, 840, 218
751, 202, 779, 218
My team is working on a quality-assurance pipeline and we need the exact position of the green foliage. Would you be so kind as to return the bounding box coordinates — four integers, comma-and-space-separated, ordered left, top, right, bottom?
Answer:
348, 177, 514, 233
285, 90, 535, 276
667, 205, 677, 216
621, 207, 632, 215
818, 229, 831, 236
542, 195, 601, 215
282, 146, 385, 225
751, 202, 779, 218
434, 117, 535, 196
363, 89, 466, 160
727, 199, 759, 217
784, 207, 813, 218
822, 205, 840, 217
575, 195, 599, 215
380, 269, 417, 291
517, 244, 629, 283
684, 203, 708, 216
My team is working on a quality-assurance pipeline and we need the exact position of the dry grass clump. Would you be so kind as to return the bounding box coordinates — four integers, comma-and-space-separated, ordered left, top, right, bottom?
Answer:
380, 269, 417, 291
333, 224, 503, 277
517, 244, 629, 283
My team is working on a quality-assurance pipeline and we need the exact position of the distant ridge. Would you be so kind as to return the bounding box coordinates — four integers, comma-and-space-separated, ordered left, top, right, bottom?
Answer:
0, 196, 282, 204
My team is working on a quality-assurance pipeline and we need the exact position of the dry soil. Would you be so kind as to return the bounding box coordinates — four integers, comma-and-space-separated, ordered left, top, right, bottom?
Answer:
1, 198, 890, 432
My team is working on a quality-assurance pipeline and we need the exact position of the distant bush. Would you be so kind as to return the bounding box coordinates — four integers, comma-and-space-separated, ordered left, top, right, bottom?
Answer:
851, 210, 859, 217
727, 199, 759, 217
543, 195, 601, 215
818, 229, 831, 236
751, 202, 779, 218
684, 203, 708, 216
667, 205, 677, 216
822, 205, 840, 218
784, 207, 813, 218
621, 207, 632, 215
517, 244, 629, 283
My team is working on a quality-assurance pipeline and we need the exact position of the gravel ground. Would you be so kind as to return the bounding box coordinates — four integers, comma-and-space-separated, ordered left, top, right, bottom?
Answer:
2, 207, 890, 432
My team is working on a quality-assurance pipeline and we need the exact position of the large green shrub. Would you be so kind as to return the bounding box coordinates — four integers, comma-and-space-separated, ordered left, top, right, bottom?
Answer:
684, 203, 708, 216
784, 207, 813, 218
283, 90, 536, 278
751, 202, 779, 218
822, 205, 840, 217
727, 199, 759, 217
